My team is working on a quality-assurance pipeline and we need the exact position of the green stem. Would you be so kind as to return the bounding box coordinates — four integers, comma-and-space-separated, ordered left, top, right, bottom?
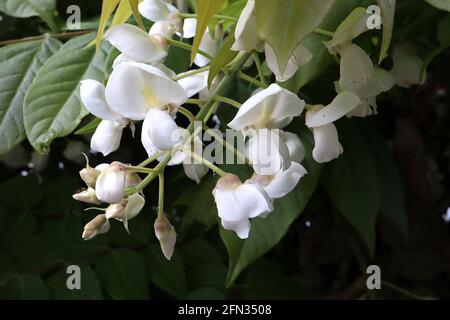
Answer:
238, 71, 268, 88
186, 98, 205, 106
172, 66, 210, 81
158, 172, 165, 218
186, 150, 227, 177
213, 95, 241, 109
177, 106, 196, 123
179, 12, 237, 22
252, 52, 267, 86
124, 53, 252, 196
203, 124, 248, 164
137, 151, 165, 167
314, 28, 334, 38
381, 281, 428, 300
126, 166, 157, 174
166, 38, 213, 61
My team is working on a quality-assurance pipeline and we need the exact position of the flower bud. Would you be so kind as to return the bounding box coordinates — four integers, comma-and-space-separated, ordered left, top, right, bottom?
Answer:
154, 215, 177, 260
95, 161, 126, 204
73, 187, 101, 204
82, 214, 110, 240
79, 154, 101, 188
126, 171, 141, 188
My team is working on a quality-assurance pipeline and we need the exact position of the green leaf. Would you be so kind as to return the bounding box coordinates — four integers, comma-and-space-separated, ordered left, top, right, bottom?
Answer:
191, 0, 226, 63
95, 248, 149, 299
142, 245, 187, 299
438, 14, 450, 45
424, 0, 450, 12
24, 33, 108, 154
74, 117, 101, 135
208, 35, 238, 88
0, 274, 50, 299
0, 0, 58, 32
321, 120, 380, 256
255, 0, 334, 74
47, 265, 103, 300
220, 126, 322, 287
96, 0, 121, 51
376, 0, 396, 63
356, 120, 408, 243
0, 37, 61, 155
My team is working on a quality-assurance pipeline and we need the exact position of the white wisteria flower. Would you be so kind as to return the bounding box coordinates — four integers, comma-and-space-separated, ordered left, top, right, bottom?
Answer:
95, 162, 127, 204
337, 44, 394, 117
305, 91, 361, 163
231, 0, 312, 82
213, 173, 273, 239
228, 84, 305, 175
390, 44, 426, 88
80, 80, 130, 156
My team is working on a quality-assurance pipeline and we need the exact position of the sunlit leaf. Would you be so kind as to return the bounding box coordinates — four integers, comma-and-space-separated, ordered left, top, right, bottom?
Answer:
96, 0, 121, 51
376, 0, 396, 63
208, 35, 238, 88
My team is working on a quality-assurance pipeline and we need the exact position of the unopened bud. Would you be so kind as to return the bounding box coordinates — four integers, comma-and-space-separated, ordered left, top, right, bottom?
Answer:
82, 214, 110, 240
79, 153, 100, 188
154, 215, 177, 260
73, 187, 101, 204
95, 161, 126, 204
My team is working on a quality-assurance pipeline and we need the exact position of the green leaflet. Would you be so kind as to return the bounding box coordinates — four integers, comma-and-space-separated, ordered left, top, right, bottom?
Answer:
0, 0, 58, 32
0, 37, 61, 155
23, 33, 108, 154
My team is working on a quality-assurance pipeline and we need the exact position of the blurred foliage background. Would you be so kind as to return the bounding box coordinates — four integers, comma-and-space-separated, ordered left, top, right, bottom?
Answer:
0, 0, 450, 300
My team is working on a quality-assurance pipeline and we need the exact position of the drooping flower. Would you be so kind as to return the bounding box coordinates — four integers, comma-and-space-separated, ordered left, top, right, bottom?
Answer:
106, 193, 146, 232
213, 173, 273, 239
82, 214, 110, 240
80, 80, 130, 156
95, 162, 127, 204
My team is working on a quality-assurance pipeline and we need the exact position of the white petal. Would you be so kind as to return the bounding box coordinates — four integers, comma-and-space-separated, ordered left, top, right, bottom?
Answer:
95, 162, 126, 204
280, 131, 305, 163
183, 163, 209, 183
80, 80, 121, 121
221, 219, 251, 239
305, 91, 361, 128
105, 24, 167, 64
125, 194, 145, 220
262, 162, 307, 199
106, 62, 187, 120
144, 109, 185, 150
177, 70, 208, 98
182, 18, 197, 38
228, 83, 305, 130
265, 43, 312, 82
213, 182, 273, 221
391, 44, 426, 88
310, 123, 343, 163
149, 20, 177, 39
246, 129, 291, 176
339, 44, 375, 92
194, 30, 218, 67
231, 0, 263, 52
138, 0, 178, 22
90, 120, 125, 156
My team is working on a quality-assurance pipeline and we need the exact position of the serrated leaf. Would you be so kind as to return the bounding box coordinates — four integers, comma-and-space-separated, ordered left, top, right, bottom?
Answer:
0, 0, 58, 32
96, 0, 121, 51
23, 33, 108, 154
321, 120, 380, 256
208, 35, 237, 88
220, 126, 322, 287
255, 0, 334, 74
0, 274, 50, 299
377, 0, 396, 63
95, 248, 149, 299
191, 0, 226, 63
0, 37, 61, 155
424, 0, 450, 12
